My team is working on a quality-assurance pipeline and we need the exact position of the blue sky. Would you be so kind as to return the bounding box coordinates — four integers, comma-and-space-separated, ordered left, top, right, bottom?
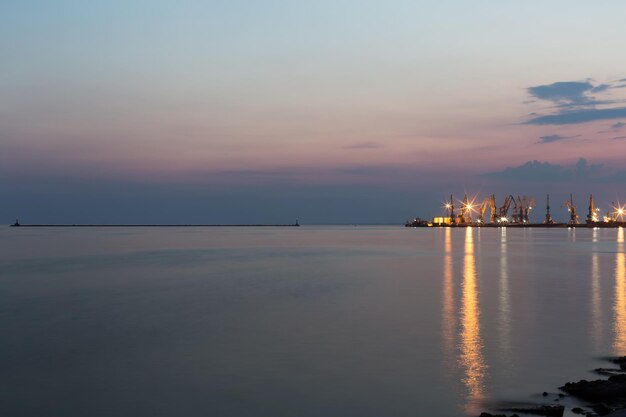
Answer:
2, 1, 626, 223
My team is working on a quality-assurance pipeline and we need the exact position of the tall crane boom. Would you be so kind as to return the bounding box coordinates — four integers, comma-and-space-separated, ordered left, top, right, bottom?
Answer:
478, 199, 488, 224
523, 195, 535, 223
499, 195, 514, 221
476, 194, 497, 224
459, 194, 472, 224
562, 194, 579, 225
587, 194, 598, 223
488, 194, 497, 224
544, 194, 553, 224
512, 196, 523, 223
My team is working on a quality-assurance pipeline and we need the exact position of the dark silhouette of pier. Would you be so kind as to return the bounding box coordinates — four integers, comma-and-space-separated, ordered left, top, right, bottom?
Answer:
9, 221, 301, 228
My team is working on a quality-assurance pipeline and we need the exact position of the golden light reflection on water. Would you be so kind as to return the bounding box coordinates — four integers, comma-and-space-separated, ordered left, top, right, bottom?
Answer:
498, 227, 512, 364
590, 228, 602, 352
614, 227, 626, 355
442, 228, 455, 362
460, 227, 486, 412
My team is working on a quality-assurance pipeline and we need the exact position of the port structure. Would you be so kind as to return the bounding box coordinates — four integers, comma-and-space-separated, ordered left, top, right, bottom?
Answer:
468, 194, 533, 225
443, 195, 454, 225
498, 195, 514, 223
477, 194, 496, 224
610, 202, 626, 222
562, 194, 579, 225
510, 195, 535, 224
544, 194, 553, 225
458, 194, 472, 224
587, 195, 600, 224
425, 194, 533, 227
523, 196, 535, 223
407, 192, 626, 228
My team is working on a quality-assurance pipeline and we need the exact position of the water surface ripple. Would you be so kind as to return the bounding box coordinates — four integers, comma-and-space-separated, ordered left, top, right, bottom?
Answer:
1, 226, 624, 416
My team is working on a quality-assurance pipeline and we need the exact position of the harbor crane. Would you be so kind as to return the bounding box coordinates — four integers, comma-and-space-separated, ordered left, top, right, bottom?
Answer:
477, 194, 496, 224
488, 195, 497, 223
508, 195, 535, 224
458, 194, 473, 224
498, 195, 515, 222
587, 194, 599, 224
478, 199, 488, 224
544, 194, 553, 224
408, 192, 626, 228
512, 196, 520, 223
523, 195, 535, 223
562, 194, 579, 225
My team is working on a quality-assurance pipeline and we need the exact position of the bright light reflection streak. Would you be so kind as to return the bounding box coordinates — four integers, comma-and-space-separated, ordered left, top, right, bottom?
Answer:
499, 227, 512, 367
442, 227, 455, 374
460, 227, 486, 413
615, 227, 626, 355
591, 228, 602, 352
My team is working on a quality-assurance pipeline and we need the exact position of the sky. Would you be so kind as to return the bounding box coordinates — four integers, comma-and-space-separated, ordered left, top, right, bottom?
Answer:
2, 1, 626, 224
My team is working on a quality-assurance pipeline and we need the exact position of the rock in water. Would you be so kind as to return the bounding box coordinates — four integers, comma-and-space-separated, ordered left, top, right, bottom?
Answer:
559, 377, 626, 402
500, 405, 564, 416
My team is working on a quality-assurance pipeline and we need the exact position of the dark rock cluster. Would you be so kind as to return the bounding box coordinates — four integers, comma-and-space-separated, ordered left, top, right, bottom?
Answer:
477, 356, 626, 417
478, 404, 564, 417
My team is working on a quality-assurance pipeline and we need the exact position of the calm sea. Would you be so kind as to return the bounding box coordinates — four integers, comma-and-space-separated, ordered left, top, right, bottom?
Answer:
1, 226, 624, 416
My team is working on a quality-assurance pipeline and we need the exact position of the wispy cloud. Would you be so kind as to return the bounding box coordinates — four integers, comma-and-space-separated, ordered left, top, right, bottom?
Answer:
613, 136, 626, 140
524, 79, 626, 125
485, 158, 604, 181
527, 81, 597, 106
597, 121, 625, 133
343, 141, 381, 149
537, 134, 580, 144
528, 107, 626, 125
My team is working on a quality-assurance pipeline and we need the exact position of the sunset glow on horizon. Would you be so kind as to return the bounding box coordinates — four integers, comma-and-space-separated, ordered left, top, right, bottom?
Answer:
3, 1, 626, 223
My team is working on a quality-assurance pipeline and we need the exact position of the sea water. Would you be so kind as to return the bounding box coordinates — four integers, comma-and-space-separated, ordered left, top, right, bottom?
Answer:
1, 226, 624, 416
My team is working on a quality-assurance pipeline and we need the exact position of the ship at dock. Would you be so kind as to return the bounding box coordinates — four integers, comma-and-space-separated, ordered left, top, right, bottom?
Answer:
406, 193, 626, 228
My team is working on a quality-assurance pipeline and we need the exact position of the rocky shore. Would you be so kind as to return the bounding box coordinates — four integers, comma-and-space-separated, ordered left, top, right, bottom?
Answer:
478, 356, 626, 417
